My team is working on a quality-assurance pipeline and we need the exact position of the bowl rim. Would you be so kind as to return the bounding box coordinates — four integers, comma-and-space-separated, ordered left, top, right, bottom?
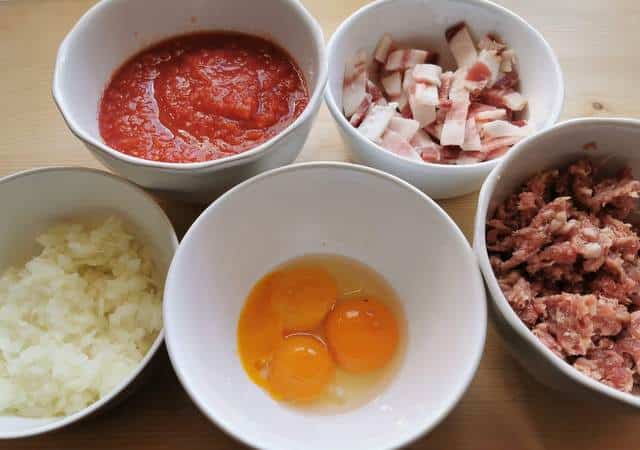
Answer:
163, 160, 487, 450
324, 0, 565, 173
51, 0, 328, 173
0, 166, 178, 439
474, 117, 640, 408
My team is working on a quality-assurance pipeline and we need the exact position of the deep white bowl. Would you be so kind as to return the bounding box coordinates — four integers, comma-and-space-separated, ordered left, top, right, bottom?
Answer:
0, 167, 178, 439
325, 0, 564, 199
53, 0, 327, 203
474, 118, 640, 408
164, 162, 487, 450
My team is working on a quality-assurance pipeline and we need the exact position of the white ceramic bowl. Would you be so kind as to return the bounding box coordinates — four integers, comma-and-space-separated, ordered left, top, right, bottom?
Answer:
325, 0, 564, 199
474, 118, 640, 408
0, 167, 178, 439
53, 0, 327, 203
164, 162, 487, 450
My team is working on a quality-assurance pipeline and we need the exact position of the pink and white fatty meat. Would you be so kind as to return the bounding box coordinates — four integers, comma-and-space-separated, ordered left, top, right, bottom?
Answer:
342, 22, 531, 165
488, 158, 640, 393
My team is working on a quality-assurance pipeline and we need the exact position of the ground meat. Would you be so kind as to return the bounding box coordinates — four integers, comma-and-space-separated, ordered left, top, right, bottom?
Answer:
574, 348, 634, 392
488, 158, 640, 393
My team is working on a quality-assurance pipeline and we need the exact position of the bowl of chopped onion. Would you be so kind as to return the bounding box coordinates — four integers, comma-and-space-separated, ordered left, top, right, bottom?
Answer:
0, 167, 178, 439
325, 0, 564, 199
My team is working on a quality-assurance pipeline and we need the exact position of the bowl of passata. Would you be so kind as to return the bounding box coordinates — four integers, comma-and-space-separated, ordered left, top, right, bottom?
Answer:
163, 162, 487, 450
52, 0, 326, 203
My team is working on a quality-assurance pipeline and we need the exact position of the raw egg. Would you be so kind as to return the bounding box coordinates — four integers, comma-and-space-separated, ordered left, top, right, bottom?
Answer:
325, 298, 399, 373
270, 266, 337, 331
269, 334, 334, 402
237, 254, 405, 412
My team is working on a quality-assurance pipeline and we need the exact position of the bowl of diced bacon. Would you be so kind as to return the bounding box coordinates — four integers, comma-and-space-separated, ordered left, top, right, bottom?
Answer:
475, 118, 640, 408
325, 0, 564, 199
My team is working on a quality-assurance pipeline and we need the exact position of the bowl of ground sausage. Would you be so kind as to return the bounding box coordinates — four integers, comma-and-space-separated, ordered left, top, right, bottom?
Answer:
53, 0, 326, 203
475, 118, 640, 408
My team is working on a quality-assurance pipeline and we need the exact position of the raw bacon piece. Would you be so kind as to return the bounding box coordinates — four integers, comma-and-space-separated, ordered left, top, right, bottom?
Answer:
409, 83, 438, 127
343, 50, 368, 117
439, 71, 454, 105
380, 129, 422, 161
409, 93, 436, 127
410, 129, 435, 147
461, 117, 482, 151
374, 33, 394, 64
402, 68, 416, 93
481, 88, 527, 111
480, 120, 534, 139
357, 102, 398, 141
445, 22, 477, 68
469, 103, 508, 122
411, 130, 443, 163
412, 64, 442, 86
388, 116, 420, 141
500, 48, 517, 73
390, 91, 409, 111
493, 70, 520, 90
456, 151, 486, 164
367, 80, 385, 103
478, 34, 507, 53
381, 72, 402, 97
414, 83, 439, 105
502, 91, 527, 111
477, 109, 508, 122
449, 68, 470, 102
348, 93, 372, 127
487, 146, 511, 160
476, 49, 502, 86
385, 49, 428, 71
466, 60, 492, 84
420, 146, 442, 163
440, 97, 470, 146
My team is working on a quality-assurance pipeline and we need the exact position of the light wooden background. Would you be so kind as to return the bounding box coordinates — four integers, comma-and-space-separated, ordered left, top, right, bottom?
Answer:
1, 1, 639, 449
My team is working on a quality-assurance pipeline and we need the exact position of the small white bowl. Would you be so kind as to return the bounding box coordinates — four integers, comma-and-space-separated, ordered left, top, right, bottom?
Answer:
0, 167, 178, 439
325, 0, 564, 199
474, 117, 640, 408
164, 162, 487, 450
53, 0, 327, 203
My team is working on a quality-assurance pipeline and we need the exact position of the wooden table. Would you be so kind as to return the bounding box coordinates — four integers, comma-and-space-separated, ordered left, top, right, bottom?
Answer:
1, 1, 639, 448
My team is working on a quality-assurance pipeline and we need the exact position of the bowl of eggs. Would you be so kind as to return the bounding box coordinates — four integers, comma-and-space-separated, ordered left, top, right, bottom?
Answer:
163, 162, 487, 449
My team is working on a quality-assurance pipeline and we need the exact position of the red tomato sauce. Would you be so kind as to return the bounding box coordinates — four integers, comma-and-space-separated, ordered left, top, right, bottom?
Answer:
99, 33, 309, 163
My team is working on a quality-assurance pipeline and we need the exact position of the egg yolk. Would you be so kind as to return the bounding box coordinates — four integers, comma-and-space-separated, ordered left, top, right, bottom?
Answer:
237, 275, 283, 388
269, 334, 334, 402
324, 298, 399, 373
269, 266, 337, 331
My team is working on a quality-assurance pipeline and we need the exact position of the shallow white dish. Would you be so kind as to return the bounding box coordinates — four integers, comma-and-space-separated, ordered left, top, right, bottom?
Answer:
474, 117, 640, 408
325, 0, 564, 199
0, 167, 178, 439
53, 0, 327, 203
164, 162, 487, 450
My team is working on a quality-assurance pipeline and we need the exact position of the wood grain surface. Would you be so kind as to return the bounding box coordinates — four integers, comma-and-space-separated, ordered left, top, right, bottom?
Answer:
1, 1, 639, 449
